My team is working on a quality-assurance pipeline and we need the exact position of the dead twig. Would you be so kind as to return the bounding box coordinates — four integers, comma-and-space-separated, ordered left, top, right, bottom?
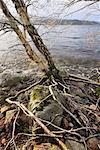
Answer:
40, 118, 83, 139
4, 108, 20, 150
66, 74, 100, 86
40, 118, 87, 150
96, 98, 100, 110
49, 81, 82, 126
5, 98, 68, 150
7, 77, 47, 101
85, 133, 100, 141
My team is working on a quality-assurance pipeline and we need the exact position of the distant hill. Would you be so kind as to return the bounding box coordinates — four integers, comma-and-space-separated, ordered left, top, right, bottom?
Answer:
32, 17, 100, 25
59, 19, 100, 25
0, 17, 99, 26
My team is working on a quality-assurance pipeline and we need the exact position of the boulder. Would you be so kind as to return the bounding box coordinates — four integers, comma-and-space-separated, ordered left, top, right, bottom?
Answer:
28, 85, 66, 132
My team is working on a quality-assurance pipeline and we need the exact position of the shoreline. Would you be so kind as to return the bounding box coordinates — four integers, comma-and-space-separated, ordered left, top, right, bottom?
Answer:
0, 52, 100, 76
0, 52, 99, 90
0, 50, 100, 67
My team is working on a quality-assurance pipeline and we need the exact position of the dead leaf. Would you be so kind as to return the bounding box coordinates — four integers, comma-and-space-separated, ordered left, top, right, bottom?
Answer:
90, 104, 96, 110
1, 105, 10, 113
4, 109, 16, 124
95, 114, 100, 122
34, 143, 60, 150
1, 138, 6, 145
87, 138, 99, 150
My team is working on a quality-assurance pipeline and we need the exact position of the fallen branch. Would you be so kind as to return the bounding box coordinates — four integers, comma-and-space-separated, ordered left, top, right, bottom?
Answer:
5, 98, 68, 150
86, 133, 100, 141
66, 74, 100, 86
40, 118, 88, 150
4, 108, 20, 150
7, 77, 47, 101
49, 80, 82, 126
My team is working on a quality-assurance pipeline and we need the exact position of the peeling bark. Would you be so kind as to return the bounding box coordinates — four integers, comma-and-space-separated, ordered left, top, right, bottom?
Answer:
0, 0, 47, 72
11, 0, 58, 74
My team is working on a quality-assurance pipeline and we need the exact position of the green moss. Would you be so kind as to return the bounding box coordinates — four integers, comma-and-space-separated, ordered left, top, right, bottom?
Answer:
59, 69, 68, 78
49, 144, 59, 150
30, 85, 49, 101
28, 85, 49, 112
95, 87, 100, 96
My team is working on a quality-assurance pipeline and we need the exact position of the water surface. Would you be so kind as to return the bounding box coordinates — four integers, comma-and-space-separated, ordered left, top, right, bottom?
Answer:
0, 25, 100, 63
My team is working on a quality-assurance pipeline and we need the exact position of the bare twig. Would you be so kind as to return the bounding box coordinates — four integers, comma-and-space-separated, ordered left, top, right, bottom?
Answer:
32, 94, 52, 112
86, 133, 100, 141
66, 74, 100, 86
7, 77, 47, 101
5, 98, 68, 150
40, 118, 87, 150
49, 81, 82, 126
40, 118, 83, 139
4, 109, 20, 150
96, 98, 100, 110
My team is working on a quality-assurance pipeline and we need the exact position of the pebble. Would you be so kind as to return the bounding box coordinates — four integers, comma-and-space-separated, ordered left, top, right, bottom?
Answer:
1, 138, 6, 145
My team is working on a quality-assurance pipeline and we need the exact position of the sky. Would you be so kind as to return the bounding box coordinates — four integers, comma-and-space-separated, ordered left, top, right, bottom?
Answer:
29, 0, 100, 22
0, 0, 100, 22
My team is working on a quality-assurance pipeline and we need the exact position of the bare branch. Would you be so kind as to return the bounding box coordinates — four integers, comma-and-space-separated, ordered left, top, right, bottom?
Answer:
0, 0, 47, 72
6, 98, 69, 150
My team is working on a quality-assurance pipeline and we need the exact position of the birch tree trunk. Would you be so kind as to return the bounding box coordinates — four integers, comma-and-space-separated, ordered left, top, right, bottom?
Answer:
0, 0, 59, 77
0, 0, 47, 72
11, 0, 57, 74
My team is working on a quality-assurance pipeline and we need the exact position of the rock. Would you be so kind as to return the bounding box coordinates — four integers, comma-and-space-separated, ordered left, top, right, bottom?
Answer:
0, 69, 20, 87
69, 122, 74, 128
66, 140, 85, 150
87, 138, 99, 150
0, 68, 35, 87
28, 85, 49, 112
75, 89, 86, 98
28, 85, 66, 132
36, 102, 63, 127
63, 118, 69, 129
3, 76, 22, 87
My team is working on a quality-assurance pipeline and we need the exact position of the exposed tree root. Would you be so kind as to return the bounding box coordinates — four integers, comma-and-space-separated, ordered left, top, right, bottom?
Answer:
0, 74, 99, 150
5, 98, 68, 150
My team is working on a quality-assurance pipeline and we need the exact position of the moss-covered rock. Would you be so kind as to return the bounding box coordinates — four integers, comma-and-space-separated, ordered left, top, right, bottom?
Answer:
95, 87, 100, 96
28, 85, 66, 132
28, 85, 49, 112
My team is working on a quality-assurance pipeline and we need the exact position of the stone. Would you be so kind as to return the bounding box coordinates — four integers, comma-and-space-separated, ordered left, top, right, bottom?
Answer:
28, 85, 66, 132
36, 102, 63, 127
66, 140, 85, 150
28, 85, 49, 112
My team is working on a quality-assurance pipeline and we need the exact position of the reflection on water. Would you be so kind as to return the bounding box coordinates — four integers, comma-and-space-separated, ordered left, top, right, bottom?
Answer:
0, 25, 100, 61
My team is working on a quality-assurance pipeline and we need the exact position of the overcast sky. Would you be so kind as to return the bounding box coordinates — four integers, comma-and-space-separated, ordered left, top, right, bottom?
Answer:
1, 0, 100, 22
29, 0, 100, 22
